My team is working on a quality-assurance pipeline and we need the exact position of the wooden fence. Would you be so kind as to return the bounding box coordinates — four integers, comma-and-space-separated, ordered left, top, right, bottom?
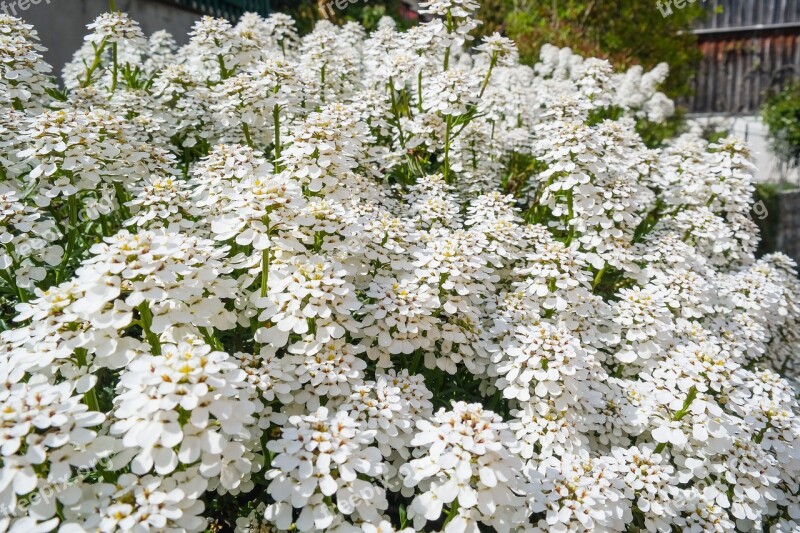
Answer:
688, 0, 800, 114
157, 0, 270, 22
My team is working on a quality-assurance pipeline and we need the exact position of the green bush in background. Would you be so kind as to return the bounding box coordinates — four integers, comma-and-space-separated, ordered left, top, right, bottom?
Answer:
763, 83, 800, 171
477, 0, 707, 99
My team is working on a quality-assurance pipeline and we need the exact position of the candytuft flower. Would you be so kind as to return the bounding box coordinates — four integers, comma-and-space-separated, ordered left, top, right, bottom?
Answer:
0, 3, 798, 532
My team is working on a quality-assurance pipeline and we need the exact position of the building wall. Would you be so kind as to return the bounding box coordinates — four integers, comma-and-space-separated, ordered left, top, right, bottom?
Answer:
16, 0, 202, 77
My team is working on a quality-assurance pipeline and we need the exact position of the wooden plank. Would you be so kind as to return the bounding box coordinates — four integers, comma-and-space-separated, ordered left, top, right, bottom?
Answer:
696, 0, 800, 29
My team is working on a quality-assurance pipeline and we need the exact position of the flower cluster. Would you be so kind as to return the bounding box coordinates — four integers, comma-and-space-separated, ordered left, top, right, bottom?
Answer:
0, 1, 799, 532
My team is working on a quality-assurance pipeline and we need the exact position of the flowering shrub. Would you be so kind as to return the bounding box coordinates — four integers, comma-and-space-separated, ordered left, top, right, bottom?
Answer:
0, 1, 799, 532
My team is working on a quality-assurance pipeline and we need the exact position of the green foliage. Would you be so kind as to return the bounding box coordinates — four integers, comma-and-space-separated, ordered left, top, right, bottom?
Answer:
477, 0, 707, 99
636, 110, 690, 148
694, 119, 730, 145
269, 0, 319, 33
762, 83, 800, 169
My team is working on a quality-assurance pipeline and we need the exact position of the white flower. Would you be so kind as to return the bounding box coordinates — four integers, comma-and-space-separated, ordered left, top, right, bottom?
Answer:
85, 12, 145, 46
610, 284, 674, 365
476, 33, 518, 67
111, 337, 261, 492
256, 254, 361, 348
419, 0, 481, 27
265, 407, 387, 531
400, 402, 528, 531
494, 320, 592, 404
0, 16, 53, 112
422, 70, 479, 116
362, 274, 441, 366
0, 4, 798, 532
61, 469, 208, 531
0, 378, 109, 529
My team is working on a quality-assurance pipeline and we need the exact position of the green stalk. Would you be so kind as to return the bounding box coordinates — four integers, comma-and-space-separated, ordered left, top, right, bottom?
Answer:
564, 188, 575, 245
320, 64, 326, 105
81, 37, 108, 88
754, 421, 771, 444
388, 79, 408, 149
112, 182, 131, 220
443, 10, 454, 71
443, 116, 453, 183
76, 348, 101, 412
388, 78, 425, 179
200, 326, 223, 351
443, 498, 460, 526
592, 265, 607, 290
479, 54, 498, 99
0, 267, 26, 303
84, 385, 100, 412
242, 123, 254, 148
654, 386, 698, 454
409, 349, 422, 375
137, 303, 161, 355
216, 53, 232, 80
417, 70, 424, 112
110, 41, 118, 93
273, 103, 282, 172
488, 389, 502, 411
260, 247, 270, 298
56, 195, 80, 284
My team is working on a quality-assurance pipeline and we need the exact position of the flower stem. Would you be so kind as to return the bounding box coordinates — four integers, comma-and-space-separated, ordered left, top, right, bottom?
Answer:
443, 116, 453, 183
56, 195, 80, 284
260, 248, 270, 298
200, 326, 223, 351
443, 498, 460, 526
593, 265, 607, 290
754, 421, 771, 444
654, 386, 698, 454
76, 348, 101, 412
110, 41, 118, 93
479, 55, 498, 99
242, 123, 254, 148
417, 70, 424, 112
409, 349, 422, 374
564, 188, 575, 245
138, 303, 161, 355
273, 104, 282, 172
81, 37, 108, 88
443, 11, 454, 71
